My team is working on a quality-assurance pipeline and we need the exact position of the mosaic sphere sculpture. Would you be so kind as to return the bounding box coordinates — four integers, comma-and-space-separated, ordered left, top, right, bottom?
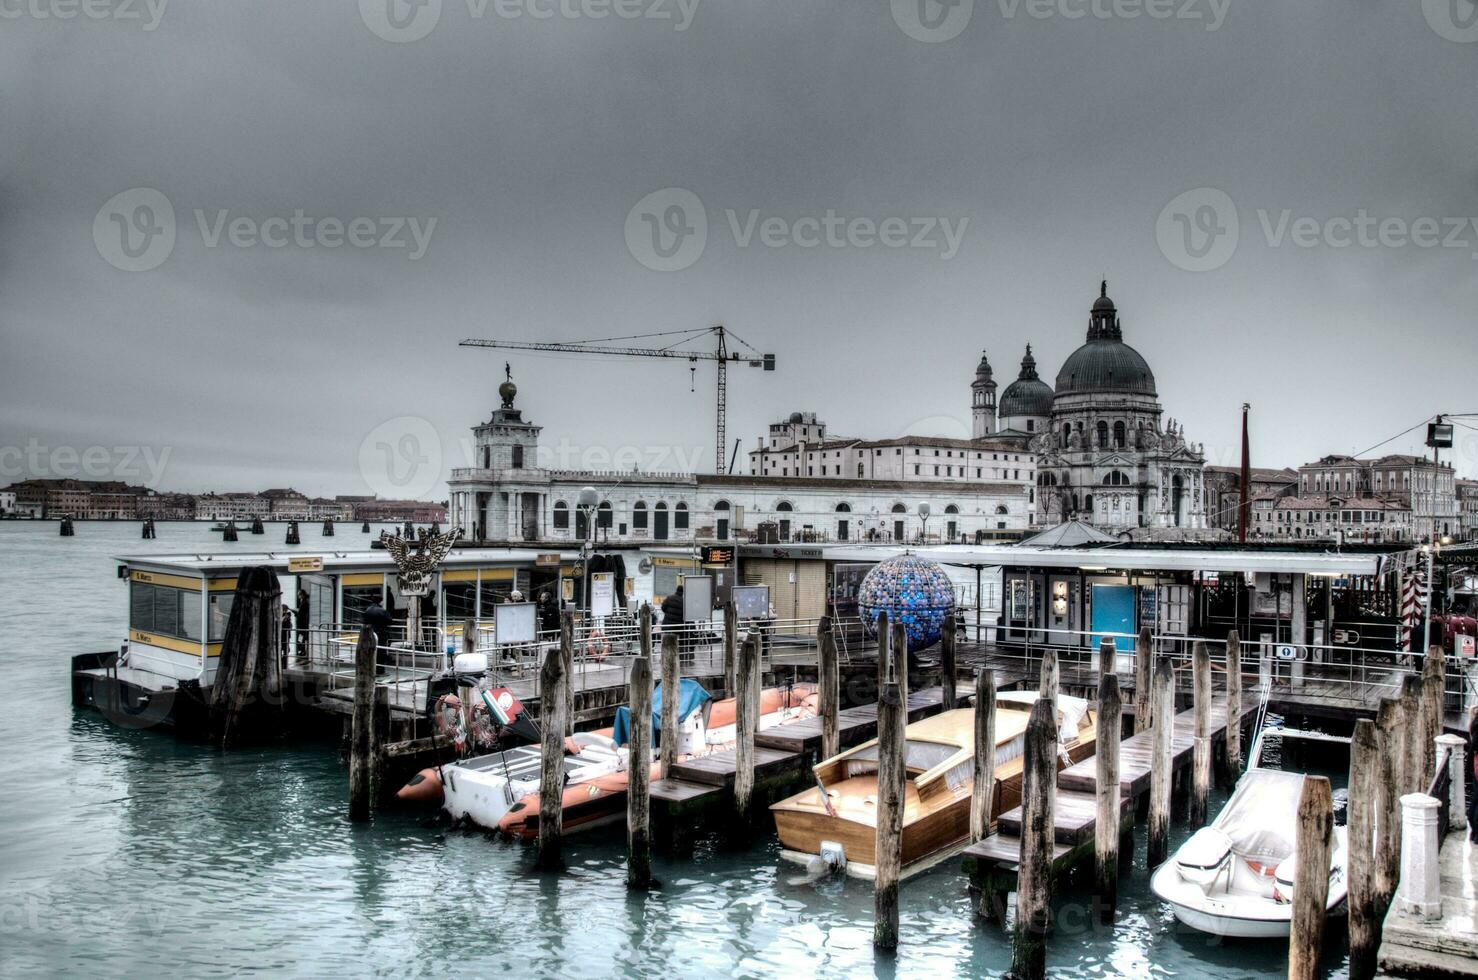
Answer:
858, 555, 956, 653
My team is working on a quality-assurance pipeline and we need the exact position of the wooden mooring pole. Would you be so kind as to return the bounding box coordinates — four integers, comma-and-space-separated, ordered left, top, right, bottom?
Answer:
723, 599, 738, 699
891, 620, 910, 710
1094, 672, 1123, 923
1098, 637, 1116, 682
536, 640, 568, 872
1039, 647, 1058, 702
941, 613, 958, 708
874, 611, 890, 704
348, 626, 377, 822
971, 668, 997, 843
1011, 698, 1058, 980
1147, 657, 1174, 867
1347, 718, 1380, 980
1399, 674, 1423, 795
659, 628, 679, 780
1224, 628, 1242, 779
873, 661, 906, 952
1421, 646, 1445, 787
1134, 626, 1153, 734
818, 615, 840, 760
733, 629, 759, 823
1288, 775, 1334, 980
1373, 696, 1402, 915
561, 611, 575, 737
626, 637, 654, 889
1191, 640, 1212, 828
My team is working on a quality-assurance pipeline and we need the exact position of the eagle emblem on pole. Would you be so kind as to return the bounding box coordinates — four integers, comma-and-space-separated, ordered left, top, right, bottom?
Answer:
381, 527, 462, 597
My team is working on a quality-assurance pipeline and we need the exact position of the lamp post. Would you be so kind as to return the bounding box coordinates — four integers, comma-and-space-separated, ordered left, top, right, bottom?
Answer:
917, 501, 931, 545
578, 486, 598, 617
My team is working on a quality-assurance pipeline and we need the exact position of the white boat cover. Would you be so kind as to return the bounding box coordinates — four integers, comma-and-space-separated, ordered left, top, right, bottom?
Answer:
1212, 768, 1307, 866
1177, 827, 1233, 871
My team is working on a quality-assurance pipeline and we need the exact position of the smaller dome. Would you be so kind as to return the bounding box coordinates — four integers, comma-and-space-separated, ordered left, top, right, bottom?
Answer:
1092, 279, 1116, 313
974, 351, 995, 384
789, 411, 804, 424
999, 345, 1053, 419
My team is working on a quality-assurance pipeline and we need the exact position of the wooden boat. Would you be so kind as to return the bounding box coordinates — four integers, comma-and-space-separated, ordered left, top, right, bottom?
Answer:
771, 692, 1097, 879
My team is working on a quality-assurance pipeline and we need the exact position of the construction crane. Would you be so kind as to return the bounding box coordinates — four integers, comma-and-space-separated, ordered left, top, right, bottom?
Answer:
459, 325, 775, 473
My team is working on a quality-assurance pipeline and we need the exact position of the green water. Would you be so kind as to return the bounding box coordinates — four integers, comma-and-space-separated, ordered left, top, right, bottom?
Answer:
0, 521, 1352, 977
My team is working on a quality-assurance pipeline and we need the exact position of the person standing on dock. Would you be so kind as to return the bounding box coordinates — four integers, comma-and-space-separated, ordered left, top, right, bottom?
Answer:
661, 585, 685, 654
295, 588, 310, 662
536, 589, 560, 638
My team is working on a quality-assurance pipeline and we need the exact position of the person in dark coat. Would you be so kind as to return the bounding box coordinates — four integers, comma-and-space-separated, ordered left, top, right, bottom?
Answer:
660, 585, 684, 628
295, 588, 310, 660
537, 589, 560, 636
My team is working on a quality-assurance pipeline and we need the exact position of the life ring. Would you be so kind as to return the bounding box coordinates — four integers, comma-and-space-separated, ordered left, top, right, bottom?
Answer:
586, 629, 610, 663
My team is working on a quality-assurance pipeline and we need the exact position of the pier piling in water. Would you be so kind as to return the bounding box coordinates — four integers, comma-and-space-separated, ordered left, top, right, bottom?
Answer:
222, 522, 238, 542
285, 521, 300, 545
1147, 657, 1175, 867
141, 519, 155, 539
891, 620, 909, 710
1098, 637, 1116, 682
733, 629, 759, 823
971, 668, 997, 843
1347, 718, 1380, 980
1012, 698, 1058, 980
1094, 672, 1123, 922
626, 614, 654, 889
873, 664, 905, 952
536, 639, 568, 872
1191, 641, 1212, 828
1133, 626, 1153, 734
1399, 674, 1423, 795
322, 519, 334, 537
1039, 647, 1058, 702
1373, 697, 1402, 914
724, 601, 738, 699
211, 566, 285, 747
818, 615, 839, 760
1420, 646, 1445, 787
349, 626, 378, 822
875, 611, 891, 703
361, 521, 370, 533
941, 614, 957, 708
1225, 629, 1242, 779
659, 627, 679, 780
1288, 775, 1334, 980
251, 518, 264, 534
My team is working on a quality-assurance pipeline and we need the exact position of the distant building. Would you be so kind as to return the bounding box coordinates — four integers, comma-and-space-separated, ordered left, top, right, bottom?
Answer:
0, 490, 14, 516
308, 497, 354, 521
259, 488, 311, 520
1250, 493, 1412, 544
193, 492, 270, 521
1458, 479, 1478, 542
449, 379, 1031, 545
137, 492, 196, 521
1298, 453, 1457, 542
1203, 465, 1299, 533
3, 478, 144, 519
351, 498, 447, 523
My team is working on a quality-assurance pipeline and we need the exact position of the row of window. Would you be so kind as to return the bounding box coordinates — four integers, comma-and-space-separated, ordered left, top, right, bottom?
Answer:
129, 582, 233, 644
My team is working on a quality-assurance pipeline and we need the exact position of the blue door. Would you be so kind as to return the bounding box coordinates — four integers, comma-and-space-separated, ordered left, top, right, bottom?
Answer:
1090, 585, 1137, 654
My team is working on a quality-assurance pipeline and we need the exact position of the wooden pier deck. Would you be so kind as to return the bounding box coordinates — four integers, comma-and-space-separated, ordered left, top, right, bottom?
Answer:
965, 695, 1256, 893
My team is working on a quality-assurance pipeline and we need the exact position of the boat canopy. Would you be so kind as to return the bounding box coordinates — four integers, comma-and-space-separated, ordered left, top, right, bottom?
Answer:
612, 678, 712, 746
1213, 768, 1309, 866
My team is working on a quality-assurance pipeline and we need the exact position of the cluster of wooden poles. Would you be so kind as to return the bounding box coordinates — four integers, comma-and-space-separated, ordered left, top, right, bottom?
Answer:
342, 610, 1454, 980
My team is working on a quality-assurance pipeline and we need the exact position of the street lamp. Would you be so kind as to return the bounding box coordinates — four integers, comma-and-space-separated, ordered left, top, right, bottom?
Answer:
917, 501, 931, 544
578, 486, 598, 615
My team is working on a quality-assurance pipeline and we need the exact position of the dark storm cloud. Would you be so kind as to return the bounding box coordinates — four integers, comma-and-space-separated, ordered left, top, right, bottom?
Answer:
2, 0, 1477, 495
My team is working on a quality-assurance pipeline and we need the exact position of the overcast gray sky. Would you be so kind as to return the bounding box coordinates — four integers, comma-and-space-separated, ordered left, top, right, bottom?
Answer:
3, 0, 1477, 498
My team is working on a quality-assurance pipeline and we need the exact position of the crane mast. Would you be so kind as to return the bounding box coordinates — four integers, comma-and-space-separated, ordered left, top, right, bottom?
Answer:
459, 325, 774, 474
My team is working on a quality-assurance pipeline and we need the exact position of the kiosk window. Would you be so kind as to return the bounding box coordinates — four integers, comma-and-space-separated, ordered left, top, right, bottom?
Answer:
130, 581, 202, 642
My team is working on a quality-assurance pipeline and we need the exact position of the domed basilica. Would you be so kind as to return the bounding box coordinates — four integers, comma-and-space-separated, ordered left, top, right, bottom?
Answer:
972, 282, 1208, 534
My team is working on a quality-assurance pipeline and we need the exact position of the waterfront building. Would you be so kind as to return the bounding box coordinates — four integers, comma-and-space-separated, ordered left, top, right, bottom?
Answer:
350, 497, 447, 524
193, 492, 271, 522
1203, 465, 1300, 532
308, 497, 354, 521
137, 491, 197, 521
259, 488, 312, 520
1249, 492, 1413, 544
1460, 479, 1478, 542
0, 489, 14, 516
1298, 453, 1458, 543
1020, 283, 1209, 534
449, 379, 1032, 545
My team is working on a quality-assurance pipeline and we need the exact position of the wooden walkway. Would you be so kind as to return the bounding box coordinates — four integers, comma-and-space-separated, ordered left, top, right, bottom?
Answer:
652, 685, 968, 820
966, 695, 1257, 888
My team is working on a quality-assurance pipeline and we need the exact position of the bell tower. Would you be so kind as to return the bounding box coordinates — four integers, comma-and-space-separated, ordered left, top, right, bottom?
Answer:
972, 350, 997, 439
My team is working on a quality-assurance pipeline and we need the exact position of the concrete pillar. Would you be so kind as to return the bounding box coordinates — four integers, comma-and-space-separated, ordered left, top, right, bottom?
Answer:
1395, 793, 1443, 920
1437, 733, 1467, 832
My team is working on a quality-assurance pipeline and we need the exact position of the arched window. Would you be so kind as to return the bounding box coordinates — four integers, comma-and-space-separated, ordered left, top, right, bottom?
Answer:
672, 501, 688, 530
714, 500, 730, 511
995, 504, 1009, 515
1102, 471, 1130, 487
945, 504, 960, 515
891, 503, 907, 514
1096, 421, 1109, 448
1113, 421, 1126, 448
835, 503, 851, 513
777, 501, 793, 512
1085, 493, 1095, 513
632, 500, 648, 530
1063, 424, 1072, 442
552, 500, 569, 529
714, 500, 731, 540
597, 501, 613, 529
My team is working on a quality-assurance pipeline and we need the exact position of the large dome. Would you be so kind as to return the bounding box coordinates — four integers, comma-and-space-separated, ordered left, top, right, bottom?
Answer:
1000, 344, 1053, 418
1055, 281, 1158, 396
1055, 340, 1157, 395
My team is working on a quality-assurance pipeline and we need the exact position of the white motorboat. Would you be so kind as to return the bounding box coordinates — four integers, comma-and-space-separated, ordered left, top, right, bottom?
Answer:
1151, 741, 1349, 939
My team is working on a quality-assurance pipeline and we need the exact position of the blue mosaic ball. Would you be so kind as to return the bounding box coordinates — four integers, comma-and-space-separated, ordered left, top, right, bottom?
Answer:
858, 555, 956, 653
